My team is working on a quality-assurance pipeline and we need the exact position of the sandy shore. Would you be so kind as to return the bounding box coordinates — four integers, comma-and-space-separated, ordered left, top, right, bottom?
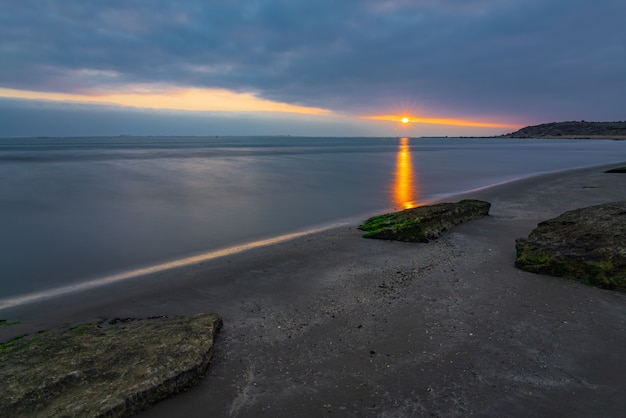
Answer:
2, 163, 626, 417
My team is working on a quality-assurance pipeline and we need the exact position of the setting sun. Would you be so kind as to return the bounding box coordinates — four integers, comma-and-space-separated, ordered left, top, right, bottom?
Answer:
363, 114, 519, 129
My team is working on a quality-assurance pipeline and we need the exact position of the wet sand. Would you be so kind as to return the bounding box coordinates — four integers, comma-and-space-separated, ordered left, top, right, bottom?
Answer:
2, 163, 626, 417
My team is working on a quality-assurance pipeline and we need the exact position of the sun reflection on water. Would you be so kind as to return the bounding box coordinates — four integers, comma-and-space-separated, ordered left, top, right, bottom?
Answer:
393, 137, 419, 209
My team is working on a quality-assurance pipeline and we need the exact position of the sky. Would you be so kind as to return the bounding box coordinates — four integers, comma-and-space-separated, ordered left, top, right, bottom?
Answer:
1, 0, 625, 137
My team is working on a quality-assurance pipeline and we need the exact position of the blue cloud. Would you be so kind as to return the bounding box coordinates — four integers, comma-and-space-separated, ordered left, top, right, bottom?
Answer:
1, 0, 625, 124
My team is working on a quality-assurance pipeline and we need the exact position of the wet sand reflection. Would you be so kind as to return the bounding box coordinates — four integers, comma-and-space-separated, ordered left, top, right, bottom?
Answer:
393, 137, 419, 209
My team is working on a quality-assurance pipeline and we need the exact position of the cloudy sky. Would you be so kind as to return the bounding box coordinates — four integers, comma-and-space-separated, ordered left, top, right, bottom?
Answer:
1, 0, 624, 137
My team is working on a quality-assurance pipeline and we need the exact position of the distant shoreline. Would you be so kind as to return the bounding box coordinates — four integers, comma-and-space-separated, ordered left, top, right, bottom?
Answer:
499, 135, 626, 140
500, 120, 626, 139
460, 135, 626, 140
2, 135, 625, 141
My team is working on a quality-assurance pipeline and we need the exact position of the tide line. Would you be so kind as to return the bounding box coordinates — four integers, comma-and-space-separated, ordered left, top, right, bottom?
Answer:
0, 224, 343, 311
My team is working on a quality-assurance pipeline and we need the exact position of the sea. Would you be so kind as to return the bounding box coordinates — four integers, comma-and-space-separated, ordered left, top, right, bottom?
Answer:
1, 136, 624, 308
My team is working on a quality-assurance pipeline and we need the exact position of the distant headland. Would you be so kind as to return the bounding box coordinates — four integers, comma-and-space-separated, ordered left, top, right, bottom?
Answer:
501, 121, 626, 139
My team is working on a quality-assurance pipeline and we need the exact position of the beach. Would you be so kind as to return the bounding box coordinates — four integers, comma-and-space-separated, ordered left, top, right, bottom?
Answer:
2, 163, 626, 417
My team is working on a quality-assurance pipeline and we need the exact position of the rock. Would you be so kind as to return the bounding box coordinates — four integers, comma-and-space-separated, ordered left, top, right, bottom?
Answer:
605, 166, 626, 173
515, 201, 626, 291
359, 199, 491, 242
0, 313, 222, 417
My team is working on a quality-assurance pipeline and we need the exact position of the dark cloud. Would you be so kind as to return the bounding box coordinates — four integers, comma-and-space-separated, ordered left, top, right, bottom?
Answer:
1, 0, 625, 125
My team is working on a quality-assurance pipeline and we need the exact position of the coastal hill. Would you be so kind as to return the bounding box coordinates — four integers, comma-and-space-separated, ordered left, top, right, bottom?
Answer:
501, 121, 626, 139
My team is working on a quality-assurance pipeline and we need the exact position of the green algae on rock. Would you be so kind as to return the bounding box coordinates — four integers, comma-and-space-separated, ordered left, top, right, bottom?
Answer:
359, 199, 491, 242
0, 313, 222, 418
515, 201, 626, 291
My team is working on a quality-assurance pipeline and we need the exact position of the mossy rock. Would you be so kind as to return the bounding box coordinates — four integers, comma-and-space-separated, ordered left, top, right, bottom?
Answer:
515, 201, 626, 291
0, 313, 222, 417
359, 199, 491, 242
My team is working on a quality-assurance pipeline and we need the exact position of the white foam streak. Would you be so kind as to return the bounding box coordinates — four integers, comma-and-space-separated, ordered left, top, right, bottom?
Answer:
0, 225, 338, 310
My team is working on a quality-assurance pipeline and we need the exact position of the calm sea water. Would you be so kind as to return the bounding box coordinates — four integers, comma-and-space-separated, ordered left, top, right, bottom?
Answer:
1, 136, 624, 304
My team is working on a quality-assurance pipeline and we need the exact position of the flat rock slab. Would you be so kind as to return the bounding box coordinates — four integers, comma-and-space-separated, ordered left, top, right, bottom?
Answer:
516, 201, 626, 291
359, 199, 491, 242
0, 313, 222, 417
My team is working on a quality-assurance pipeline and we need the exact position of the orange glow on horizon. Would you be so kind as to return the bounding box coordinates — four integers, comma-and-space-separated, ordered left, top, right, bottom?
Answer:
0, 87, 331, 115
394, 137, 418, 209
364, 114, 518, 129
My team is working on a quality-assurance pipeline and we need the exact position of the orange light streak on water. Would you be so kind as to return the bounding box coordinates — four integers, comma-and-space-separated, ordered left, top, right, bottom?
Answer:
394, 137, 418, 209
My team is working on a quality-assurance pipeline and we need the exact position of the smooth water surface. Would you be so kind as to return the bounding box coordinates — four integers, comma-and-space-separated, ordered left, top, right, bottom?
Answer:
1, 136, 624, 302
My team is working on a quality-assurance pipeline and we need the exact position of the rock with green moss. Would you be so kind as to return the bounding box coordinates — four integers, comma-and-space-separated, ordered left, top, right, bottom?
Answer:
515, 201, 626, 291
0, 313, 222, 418
359, 199, 491, 242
